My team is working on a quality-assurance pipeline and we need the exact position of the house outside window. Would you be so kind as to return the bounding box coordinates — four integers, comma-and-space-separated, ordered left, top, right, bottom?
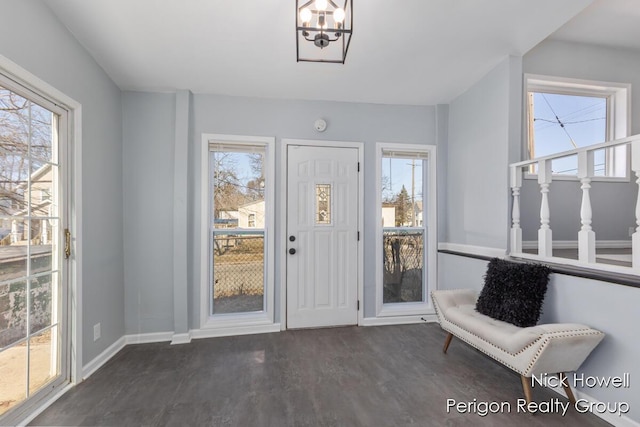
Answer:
525, 74, 630, 179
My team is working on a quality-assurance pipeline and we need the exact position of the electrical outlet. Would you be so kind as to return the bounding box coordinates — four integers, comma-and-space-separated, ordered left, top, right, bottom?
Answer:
630, 227, 636, 237
93, 323, 101, 341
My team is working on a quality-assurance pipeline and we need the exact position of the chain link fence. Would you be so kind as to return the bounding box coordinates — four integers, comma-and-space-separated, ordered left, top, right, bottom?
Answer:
382, 229, 424, 303
212, 233, 264, 313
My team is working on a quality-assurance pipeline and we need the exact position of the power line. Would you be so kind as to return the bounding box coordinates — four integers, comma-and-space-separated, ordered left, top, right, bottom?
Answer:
535, 117, 605, 125
541, 94, 578, 148
533, 93, 605, 131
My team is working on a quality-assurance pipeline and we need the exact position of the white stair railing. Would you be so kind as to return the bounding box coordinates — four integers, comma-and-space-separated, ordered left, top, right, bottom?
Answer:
509, 134, 640, 273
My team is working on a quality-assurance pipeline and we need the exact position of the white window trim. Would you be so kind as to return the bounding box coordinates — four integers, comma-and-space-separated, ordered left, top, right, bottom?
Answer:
199, 134, 276, 332
375, 142, 437, 317
524, 74, 631, 182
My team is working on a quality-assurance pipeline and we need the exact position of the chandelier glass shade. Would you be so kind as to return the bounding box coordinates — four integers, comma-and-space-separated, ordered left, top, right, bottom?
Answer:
296, 0, 353, 63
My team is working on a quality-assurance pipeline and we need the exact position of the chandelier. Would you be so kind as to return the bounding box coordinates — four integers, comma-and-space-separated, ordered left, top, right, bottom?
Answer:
296, 0, 353, 64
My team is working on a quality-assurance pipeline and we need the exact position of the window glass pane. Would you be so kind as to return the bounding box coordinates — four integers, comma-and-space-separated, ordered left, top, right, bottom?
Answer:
27, 104, 54, 166
531, 92, 606, 159
382, 229, 424, 303
381, 154, 426, 305
30, 274, 52, 335
212, 233, 264, 314
0, 339, 27, 416
212, 151, 264, 229
315, 184, 331, 225
29, 326, 58, 395
381, 157, 423, 227
210, 147, 266, 315
529, 92, 613, 176
0, 280, 27, 347
0, 244, 27, 284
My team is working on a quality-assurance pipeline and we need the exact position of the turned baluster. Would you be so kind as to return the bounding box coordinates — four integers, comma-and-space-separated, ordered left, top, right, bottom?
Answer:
632, 141, 640, 269
510, 166, 522, 253
538, 160, 553, 257
577, 151, 595, 264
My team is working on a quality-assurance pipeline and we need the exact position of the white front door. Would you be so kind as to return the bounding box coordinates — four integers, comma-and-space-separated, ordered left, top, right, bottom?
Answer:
286, 145, 359, 329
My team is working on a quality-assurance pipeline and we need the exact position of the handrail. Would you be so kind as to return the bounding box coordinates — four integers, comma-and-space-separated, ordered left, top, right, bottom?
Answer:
510, 134, 640, 168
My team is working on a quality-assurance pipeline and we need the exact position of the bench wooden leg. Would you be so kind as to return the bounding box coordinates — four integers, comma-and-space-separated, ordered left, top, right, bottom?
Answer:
559, 372, 576, 404
443, 332, 453, 353
521, 375, 533, 405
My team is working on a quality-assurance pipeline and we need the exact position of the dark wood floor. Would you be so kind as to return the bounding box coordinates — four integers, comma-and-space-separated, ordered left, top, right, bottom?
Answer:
30, 323, 611, 426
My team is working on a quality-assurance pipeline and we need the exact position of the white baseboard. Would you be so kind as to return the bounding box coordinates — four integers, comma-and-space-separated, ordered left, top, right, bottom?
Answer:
190, 323, 281, 340
438, 243, 506, 258
170, 332, 192, 345
81, 336, 126, 380
522, 240, 631, 250
83, 332, 176, 379
81, 325, 281, 379
546, 378, 639, 427
125, 331, 173, 345
361, 314, 437, 327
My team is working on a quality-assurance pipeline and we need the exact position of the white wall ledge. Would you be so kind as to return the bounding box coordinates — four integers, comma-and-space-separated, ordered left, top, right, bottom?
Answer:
438, 245, 640, 289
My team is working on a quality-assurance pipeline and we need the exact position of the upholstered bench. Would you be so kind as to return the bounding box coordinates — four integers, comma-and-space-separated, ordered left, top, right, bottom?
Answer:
431, 288, 605, 404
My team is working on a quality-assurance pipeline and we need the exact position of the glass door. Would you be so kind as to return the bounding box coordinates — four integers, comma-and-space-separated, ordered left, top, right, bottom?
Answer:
0, 79, 68, 421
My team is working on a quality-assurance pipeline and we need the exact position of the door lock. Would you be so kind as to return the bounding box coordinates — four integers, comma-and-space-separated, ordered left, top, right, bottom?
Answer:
289, 248, 296, 255
289, 236, 296, 242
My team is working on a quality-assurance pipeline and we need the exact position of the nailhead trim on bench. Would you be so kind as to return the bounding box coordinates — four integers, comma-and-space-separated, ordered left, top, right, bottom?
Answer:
431, 290, 603, 376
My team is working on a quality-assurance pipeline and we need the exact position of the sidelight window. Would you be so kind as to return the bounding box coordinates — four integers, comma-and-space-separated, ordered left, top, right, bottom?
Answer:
376, 143, 437, 317
201, 135, 275, 332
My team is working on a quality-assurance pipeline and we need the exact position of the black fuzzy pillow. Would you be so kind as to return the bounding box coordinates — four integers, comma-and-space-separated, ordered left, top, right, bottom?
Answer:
475, 258, 551, 327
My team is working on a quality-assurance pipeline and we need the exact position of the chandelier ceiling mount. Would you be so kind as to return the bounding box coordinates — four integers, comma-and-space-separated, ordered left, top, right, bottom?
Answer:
296, 0, 353, 64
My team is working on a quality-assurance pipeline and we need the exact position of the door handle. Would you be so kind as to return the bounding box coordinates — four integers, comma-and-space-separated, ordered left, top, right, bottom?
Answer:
289, 235, 296, 242
289, 248, 296, 255
64, 228, 71, 259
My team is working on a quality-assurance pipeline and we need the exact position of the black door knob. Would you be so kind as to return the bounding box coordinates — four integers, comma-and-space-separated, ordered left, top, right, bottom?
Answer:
289, 236, 296, 242
289, 248, 296, 255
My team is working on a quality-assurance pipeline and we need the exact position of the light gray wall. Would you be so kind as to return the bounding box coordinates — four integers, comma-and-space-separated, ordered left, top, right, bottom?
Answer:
0, 1, 124, 364
190, 95, 436, 321
438, 252, 640, 423
521, 39, 640, 243
122, 92, 175, 334
446, 56, 522, 249
121, 92, 436, 327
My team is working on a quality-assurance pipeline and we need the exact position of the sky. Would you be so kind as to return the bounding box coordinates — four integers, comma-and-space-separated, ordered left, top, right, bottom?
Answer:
532, 92, 607, 175
382, 157, 424, 203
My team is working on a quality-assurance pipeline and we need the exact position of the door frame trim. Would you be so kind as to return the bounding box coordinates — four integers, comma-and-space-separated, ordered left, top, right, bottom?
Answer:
280, 139, 364, 330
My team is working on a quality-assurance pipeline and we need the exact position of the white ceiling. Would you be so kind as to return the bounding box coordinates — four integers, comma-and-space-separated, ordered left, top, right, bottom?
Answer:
43, 0, 635, 106
550, 0, 640, 52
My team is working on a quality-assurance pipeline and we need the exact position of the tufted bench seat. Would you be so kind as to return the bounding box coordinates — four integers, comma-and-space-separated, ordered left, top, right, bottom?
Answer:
431, 289, 605, 404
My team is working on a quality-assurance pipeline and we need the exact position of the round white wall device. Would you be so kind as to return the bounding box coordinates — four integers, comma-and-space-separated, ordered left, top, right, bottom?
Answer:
314, 119, 327, 132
